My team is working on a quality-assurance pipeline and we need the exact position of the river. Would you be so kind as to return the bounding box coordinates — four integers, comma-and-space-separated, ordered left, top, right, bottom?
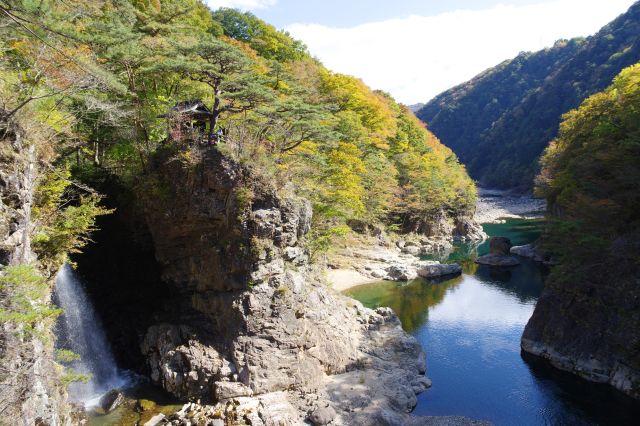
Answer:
344, 218, 640, 425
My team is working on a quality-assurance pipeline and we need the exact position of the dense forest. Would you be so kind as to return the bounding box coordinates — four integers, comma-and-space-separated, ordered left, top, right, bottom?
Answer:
417, 1, 640, 190
0, 0, 476, 248
536, 63, 640, 296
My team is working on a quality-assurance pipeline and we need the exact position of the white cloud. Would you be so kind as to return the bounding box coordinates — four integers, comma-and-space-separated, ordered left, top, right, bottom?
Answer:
205, 0, 276, 11
287, 0, 636, 104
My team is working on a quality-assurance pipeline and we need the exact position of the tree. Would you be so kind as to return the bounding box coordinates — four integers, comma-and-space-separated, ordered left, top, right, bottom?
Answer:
170, 37, 273, 142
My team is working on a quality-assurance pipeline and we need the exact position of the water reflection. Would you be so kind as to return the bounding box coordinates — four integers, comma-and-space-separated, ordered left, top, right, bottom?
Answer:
346, 275, 463, 332
344, 218, 640, 426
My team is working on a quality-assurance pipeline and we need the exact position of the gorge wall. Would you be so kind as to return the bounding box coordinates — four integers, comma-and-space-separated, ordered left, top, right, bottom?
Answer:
0, 114, 68, 425
521, 273, 640, 399
75, 146, 487, 425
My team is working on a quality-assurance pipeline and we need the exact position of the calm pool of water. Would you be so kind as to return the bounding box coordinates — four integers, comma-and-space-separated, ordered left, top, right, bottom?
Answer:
345, 219, 640, 425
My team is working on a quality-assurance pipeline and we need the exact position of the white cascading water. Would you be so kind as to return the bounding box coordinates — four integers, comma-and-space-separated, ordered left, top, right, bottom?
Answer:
54, 264, 128, 406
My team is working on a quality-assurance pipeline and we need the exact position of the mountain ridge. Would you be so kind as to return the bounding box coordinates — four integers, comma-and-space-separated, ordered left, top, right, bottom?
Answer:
416, 1, 640, 190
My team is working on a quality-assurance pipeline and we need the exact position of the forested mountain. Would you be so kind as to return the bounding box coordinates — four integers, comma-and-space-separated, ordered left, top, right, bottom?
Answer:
416, 1, 640, 190
522, 63, 640, 398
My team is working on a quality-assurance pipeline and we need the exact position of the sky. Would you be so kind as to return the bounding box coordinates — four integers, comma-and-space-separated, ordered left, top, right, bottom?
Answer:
204, 0, 637, 104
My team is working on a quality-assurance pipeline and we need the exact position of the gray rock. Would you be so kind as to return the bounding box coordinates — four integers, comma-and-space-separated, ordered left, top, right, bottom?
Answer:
510, 243, 546, 262
453, 218, 488, 241
402, 245, 421, 256
98, 389, 125, 413
489, 236, 512, 255
475, 254, 520, 266
143, 413, 166, 426
385, 264, 418, 281
410, 376, 432, 394
417, 261, 462, 278
214, 381, 253, 400
283, 246, 303, 261
310, 406, 337, 425
510, 243, 536, 258
141, 325, 231, 400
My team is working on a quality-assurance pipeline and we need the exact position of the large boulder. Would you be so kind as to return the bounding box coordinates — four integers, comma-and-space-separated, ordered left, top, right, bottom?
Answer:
417, 261, 462, 278
309, 406, 337, 425
489, 237, 512, 255
476, 236, 520, 266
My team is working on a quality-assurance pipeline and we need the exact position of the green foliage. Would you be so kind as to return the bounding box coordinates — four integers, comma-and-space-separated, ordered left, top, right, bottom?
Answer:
32, 168, 114, 268
0, 265, 62, 338
212, 8, 307, 61
1, 0, 478, 258
60, 367, 91, 387
56, 349, 81, 363
537, 63, 640, 283
418, 3, 640, 190
306, 224, 351, 260
55, 348, 91, 387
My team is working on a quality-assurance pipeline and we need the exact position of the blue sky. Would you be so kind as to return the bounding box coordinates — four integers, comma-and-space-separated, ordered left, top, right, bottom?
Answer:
252, 0, 541, 28
205, 0, 637, 103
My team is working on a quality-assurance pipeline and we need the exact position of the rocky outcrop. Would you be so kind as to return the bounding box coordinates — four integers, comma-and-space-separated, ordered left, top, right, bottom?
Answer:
476, 236, 520, 266
403, 209, 487, 242
453, 217, 487, 241
522, 272, 640, 400
137, 146, 445, 424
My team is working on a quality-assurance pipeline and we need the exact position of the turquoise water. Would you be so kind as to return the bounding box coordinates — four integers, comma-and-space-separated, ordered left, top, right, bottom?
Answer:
345, 219, 640, 425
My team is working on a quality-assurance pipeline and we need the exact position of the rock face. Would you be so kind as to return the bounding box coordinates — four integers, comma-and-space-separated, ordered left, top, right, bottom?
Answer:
138, 147, 440, 423
522, 273, 640, 400
476, 236, 520, 266
0, 114, 67, 425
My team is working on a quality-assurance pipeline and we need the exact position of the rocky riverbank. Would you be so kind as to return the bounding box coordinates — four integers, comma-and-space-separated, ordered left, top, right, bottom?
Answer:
474, 188, 545, 224
327, 242, 463, 292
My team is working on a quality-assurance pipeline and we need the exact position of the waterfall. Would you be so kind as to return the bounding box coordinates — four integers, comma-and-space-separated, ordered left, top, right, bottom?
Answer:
54, 264, 127, 405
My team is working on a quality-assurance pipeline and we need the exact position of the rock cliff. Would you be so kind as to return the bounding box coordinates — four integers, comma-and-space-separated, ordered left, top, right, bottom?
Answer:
0, 113, 68, 424
521, 272, 640, 399
134, 146, 441, 424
